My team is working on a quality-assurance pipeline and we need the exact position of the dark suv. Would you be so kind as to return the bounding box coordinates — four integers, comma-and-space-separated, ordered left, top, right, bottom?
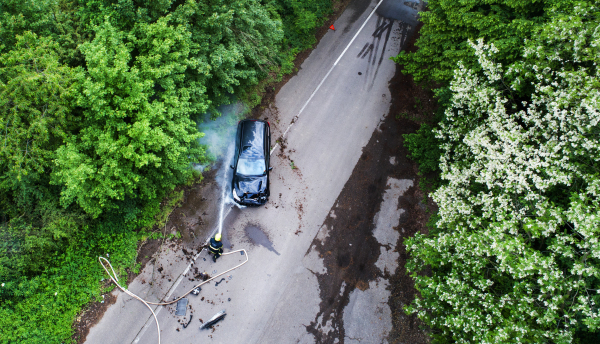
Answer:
231, 119, 271, 206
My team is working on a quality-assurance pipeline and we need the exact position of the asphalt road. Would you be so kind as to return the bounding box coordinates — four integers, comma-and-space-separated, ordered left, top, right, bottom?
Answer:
85, 1, 424, 343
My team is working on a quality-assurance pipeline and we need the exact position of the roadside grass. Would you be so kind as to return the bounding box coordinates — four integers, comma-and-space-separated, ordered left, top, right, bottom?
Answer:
0, 180, 202, 343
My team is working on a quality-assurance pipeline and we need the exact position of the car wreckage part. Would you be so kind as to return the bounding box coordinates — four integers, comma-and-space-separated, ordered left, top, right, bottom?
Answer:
175, 298, 189, 316
199, 310, 227, 330
98, 248, 249, 344
182, 314, 193, 329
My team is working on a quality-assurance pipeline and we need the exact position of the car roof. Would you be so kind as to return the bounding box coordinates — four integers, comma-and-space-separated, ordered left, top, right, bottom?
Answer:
240, 120, 265, 158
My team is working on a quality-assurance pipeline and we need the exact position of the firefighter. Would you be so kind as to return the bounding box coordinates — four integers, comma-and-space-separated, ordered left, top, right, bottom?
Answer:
208, 233, 223, 262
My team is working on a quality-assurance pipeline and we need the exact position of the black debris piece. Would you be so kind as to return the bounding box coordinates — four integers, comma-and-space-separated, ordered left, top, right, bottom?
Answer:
182, 315, 193, 329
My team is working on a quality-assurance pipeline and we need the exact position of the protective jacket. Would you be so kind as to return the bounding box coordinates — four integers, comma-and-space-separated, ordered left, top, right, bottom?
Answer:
208, 237, 223, 256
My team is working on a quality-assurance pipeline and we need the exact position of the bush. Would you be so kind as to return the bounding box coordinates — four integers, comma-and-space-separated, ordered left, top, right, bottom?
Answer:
403, 124, 440, 175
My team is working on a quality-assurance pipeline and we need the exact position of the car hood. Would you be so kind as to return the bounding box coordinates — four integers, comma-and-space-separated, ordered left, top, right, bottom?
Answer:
234, 175, 267, 195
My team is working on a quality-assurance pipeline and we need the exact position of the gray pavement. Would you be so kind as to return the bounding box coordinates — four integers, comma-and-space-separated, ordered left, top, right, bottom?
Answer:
85, 0, 423, 343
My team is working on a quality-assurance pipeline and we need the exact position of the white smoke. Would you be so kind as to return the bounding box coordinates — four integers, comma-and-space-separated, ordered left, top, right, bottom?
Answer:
194, 101, 249, 172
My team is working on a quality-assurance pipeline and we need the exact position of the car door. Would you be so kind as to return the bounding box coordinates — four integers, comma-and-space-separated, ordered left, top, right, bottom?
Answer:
264, 122, 270, 196
233, 122, 242, 172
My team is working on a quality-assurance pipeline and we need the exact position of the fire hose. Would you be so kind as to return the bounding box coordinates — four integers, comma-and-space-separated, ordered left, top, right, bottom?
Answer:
98, 248, 248, 344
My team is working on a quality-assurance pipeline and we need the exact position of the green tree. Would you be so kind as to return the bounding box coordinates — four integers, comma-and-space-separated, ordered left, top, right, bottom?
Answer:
0, 0, 91, 66
0, 32, 81, 218
170, 0, 284, 110
403, 123, 440, 174
77, 0, 285, 113
51, 18, 205, 217
265, 0, 332, 72
393, 0, 558, 85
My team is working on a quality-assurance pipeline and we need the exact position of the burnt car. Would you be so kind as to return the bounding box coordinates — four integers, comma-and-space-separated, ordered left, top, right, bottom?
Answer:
231, 119, 272, 206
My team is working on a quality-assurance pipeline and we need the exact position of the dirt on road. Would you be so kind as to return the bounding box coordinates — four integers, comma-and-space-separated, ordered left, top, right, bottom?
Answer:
305, 24, 435, 343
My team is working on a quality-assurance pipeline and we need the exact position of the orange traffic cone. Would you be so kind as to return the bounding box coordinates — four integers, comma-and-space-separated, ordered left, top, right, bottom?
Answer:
329, 25, 335, 31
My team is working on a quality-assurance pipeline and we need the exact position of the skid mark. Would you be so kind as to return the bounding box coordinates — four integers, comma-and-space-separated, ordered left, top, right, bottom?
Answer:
356, 15, 414, 91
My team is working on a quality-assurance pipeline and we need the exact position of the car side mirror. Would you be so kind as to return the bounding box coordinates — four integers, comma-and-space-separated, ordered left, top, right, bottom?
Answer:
230, 165, 234, 169
268, 167, 273, 171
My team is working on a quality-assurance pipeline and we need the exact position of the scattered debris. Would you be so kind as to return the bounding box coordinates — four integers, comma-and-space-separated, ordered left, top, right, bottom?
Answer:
195, 272, 209, 281
191, 287, 202, 296
200, 310, 226, 330
215, 278, 225, 287
182, 315, 193, 329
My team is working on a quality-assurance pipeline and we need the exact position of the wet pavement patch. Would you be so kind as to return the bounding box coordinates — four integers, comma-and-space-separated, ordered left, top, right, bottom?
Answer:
243, 224, 280, 255
376, 0, 420, 26
344, 0, 372, 33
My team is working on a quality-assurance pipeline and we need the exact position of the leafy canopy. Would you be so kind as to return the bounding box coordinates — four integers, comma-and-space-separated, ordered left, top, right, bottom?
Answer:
393, 0, 562, 85
51, 18, 205, 217
404, 3, 600, 342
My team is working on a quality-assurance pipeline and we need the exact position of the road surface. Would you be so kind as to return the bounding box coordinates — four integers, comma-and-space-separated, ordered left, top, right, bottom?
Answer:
85, 0, 425, 343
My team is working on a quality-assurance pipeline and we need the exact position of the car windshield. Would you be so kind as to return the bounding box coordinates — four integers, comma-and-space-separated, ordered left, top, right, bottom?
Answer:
236, 158, 266, 176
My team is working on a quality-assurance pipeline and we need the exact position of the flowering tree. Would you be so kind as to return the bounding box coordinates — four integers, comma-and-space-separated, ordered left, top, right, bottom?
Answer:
405, 5, 600, 343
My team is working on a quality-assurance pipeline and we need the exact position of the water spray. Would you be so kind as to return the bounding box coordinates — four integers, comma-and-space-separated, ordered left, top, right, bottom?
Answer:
217, 143, 236, 238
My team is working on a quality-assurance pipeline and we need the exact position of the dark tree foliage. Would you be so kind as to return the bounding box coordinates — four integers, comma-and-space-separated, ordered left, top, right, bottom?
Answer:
393, 0, 563, 86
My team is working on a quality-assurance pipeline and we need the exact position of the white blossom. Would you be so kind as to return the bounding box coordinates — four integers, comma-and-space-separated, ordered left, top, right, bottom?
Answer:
405, 10, 600, 343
